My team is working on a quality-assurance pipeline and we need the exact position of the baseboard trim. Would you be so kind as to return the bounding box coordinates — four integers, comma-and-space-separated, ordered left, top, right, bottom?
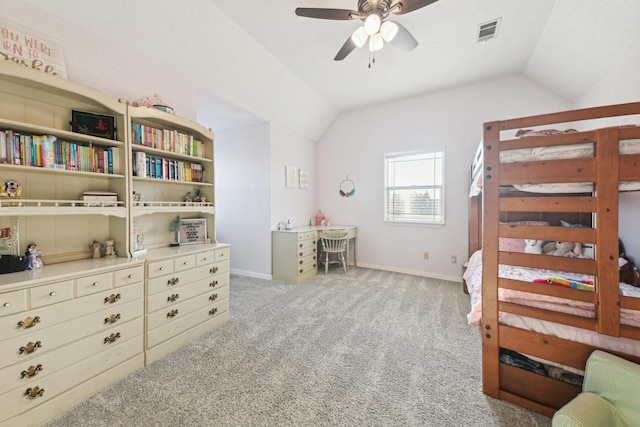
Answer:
231, 266, 460, 283
231, 268, 272, 280
356, 262, 462, 283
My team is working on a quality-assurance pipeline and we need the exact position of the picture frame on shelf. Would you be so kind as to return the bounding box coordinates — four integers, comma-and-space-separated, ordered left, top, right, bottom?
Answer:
71, 110, 116, 140
178, 218, 207, 245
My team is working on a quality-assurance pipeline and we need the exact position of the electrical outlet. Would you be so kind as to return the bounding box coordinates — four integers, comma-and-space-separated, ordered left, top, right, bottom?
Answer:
451, 255, 457, 263
423, 252, 429, 260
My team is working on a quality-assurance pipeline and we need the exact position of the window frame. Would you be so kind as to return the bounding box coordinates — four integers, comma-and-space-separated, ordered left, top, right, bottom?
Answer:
383, 149, 445, 226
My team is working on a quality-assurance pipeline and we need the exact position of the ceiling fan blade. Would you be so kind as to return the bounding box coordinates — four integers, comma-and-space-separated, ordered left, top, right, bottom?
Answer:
334, 35, 359, 61
295, 8, 357, 20
388, 22, 418, 51
390, 0, 439, 15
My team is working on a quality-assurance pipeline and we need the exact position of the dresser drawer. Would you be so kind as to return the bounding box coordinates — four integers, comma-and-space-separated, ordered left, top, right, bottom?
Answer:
76, 272, 113, 297
29, 280, 74, 309
0, 317, 143, 395
0, 284, 142, 343
214, 247, 229, 262
0, 327, 143, 422
147, 259, 174, 278
146, 290, 215, 331
147, 276, 225, 313
174, 254, 196, 272
207, 272, 230, 291
0, 296, 143, 368
114, 266, 144, 288
146, 298, 228, 348
0, 290, 27, 317
146, 265, 214, 295
210, 260, 230, 276
196, 250, 215, 266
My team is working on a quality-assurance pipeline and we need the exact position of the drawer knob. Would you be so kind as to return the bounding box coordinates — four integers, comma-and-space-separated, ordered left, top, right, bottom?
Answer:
209, 307, 218, 316
128, 274, 133, 279
210, 281, 218, 288
167, 277, 179, 286
299, 260, 303, 265
104, 293, 121, 304
167, 309, 179, 318
167, 293, 180, 302
104, 313, 121, 324
21, 364, 43, 379
210, 266, 219, 274
25, 386, 45, 399
203, 257, 208, 261
209, 293, 218, 301
104, 332, 121, 344
19, 341, 42, 355
299, 243, 303, 248
49, 291, 56, 297
17, 316, 41, 329
92, 282, 99, 287
3, 302, 9, 307
159, 267, 164, 271
183, 261, 188, 265
299, 252, 303, 257
299, 269, 304, 274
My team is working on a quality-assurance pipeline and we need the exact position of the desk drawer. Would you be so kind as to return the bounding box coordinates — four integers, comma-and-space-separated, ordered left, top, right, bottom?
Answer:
147, 259, 174, 278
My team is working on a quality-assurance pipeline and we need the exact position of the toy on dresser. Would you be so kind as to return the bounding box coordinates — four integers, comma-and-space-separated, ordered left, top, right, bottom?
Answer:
25, 243, 44, 270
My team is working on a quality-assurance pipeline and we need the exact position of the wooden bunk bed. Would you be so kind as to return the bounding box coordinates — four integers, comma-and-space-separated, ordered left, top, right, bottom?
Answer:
466, 102, 640, 417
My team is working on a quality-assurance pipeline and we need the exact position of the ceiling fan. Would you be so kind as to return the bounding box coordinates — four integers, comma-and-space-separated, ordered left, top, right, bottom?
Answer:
295, 0, 439, 62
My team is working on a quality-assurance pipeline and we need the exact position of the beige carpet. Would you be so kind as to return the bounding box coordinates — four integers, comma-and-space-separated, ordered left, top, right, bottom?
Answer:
44, 268, 551, 426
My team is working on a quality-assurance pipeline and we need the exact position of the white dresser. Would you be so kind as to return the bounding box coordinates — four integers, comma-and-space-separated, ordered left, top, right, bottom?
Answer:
0, 258, 145, 427
143, 244, 230, 364
272, 230, 318, 282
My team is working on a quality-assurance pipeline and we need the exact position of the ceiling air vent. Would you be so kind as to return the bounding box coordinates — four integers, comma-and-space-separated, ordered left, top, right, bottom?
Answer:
477, 18, 500, 42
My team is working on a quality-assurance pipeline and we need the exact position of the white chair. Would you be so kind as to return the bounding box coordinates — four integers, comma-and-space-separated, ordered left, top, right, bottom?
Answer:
320, 231, 348, 274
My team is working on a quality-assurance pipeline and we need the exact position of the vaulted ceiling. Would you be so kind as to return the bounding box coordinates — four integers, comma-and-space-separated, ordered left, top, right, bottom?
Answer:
19, 0, 640, 140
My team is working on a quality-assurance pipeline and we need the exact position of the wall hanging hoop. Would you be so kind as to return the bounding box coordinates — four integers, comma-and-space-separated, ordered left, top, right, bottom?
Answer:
339, 175, 355, 197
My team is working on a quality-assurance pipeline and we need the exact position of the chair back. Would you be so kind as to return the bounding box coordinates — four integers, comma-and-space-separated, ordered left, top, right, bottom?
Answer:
320, 232, 348, 253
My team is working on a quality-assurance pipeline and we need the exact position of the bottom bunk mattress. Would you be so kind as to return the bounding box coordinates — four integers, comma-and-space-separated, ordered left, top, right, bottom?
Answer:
464, 250, 640, 364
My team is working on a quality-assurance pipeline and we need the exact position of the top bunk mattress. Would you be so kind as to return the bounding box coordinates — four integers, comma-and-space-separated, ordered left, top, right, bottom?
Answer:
469, 128, 640, 196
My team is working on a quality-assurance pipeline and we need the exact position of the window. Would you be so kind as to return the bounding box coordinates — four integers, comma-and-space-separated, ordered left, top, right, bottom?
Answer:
384, 150, 444, 225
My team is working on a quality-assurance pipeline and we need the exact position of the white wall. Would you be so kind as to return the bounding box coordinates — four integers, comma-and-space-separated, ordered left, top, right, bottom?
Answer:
213, 123, 271, 278
575, 39, 640, 261
270, 124, 317, 231
316, 75, 572, 281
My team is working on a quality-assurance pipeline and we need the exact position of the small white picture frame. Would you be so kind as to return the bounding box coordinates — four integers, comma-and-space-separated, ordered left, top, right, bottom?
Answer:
285, 166, 298, 188
298, 169, 309, 189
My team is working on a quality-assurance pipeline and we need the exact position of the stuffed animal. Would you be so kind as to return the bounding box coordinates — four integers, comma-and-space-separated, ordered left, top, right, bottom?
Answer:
524, 239, 543, 254
0, 180, 22, 198
543, 241, 583, 257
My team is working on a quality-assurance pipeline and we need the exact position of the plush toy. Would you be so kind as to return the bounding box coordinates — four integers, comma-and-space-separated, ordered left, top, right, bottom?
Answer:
543, 241, 583, 257
0, 180, 22, 198
524, 239, 543, 254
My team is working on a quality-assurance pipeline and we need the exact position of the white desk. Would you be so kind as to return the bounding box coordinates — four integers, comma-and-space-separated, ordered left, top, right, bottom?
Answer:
295, 225, 357, 267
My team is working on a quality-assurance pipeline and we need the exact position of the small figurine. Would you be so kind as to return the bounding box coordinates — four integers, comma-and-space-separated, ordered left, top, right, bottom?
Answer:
184, 192, 192, 203
25, 243, 44, 270
133, 191, 144, 206
0, 180, 22, 199
104, 239, 116, 257
91, 240, 102, 259
192, 188, 206, 204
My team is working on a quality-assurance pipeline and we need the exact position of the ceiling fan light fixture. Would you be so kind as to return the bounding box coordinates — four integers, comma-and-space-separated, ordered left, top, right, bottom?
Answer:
351, 26, 368, 48
369, 33, 384, 52
380, 21, 399, 42
364, 14, 381, 35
